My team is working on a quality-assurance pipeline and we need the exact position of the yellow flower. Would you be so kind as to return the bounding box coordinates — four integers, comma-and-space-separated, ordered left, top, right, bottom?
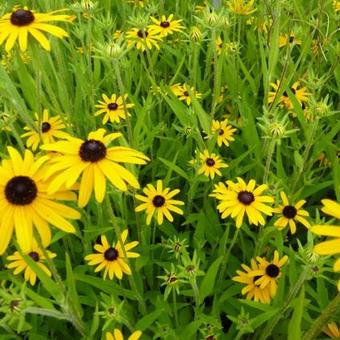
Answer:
197, 150, 228, 179
170, 83, 202, 105
228, 0, 256, 16
0, 147, 80, 255
0, 7, 73, 52
94, 94, 134, 124
215, 36, 223, 55
126, 28, 162, 51
41, 128, 149, 208
106, 329, 142, 340
278, 33, 301, 48
268, 80, 309, 110
149, 14, 184, 37
7, 240, 56, 285
333, 1, 340, 12
323, 322, 340, 339
210, 177, 274, 228
273, 192, 311, 234
85, 229, 139, 280
135, 180, 184, 225
126, 0, 147, 7
251, 251, 288, 298
21, 109, 70, 151
211, 119, 237, 147
232, 258, 272, 304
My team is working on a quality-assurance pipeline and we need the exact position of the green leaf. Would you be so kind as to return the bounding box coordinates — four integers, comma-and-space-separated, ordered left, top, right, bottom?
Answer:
250, 308, 280, 329
135, 309, 164, 330
288, 286, 305, 340
158, 156, 189, 181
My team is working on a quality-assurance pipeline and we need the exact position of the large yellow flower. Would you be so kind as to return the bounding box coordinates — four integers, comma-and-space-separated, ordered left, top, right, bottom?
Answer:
41, 128, 149, 208
135, 180, 184, 225
0, 7, 73, 52
7, 240, 56, 285
148, 15, 184, 37
210, 177, 274, 228
85, 229, 139, 280
106, 329, 142, 340
0, 147, 80, 255
21, 109, 70, 151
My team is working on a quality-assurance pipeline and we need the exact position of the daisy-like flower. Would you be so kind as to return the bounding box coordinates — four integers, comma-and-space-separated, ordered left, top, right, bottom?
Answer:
106, 329, 142, 340
41, 128, 149, 208
278, 32, 301, 48
211, 119, 237, 147
333, 1, 340, 12
273, 192, 311, 234
7, 240, 56, 285
148, 15, 184, 37
170, 83, 202, 105
215, 36, 224, 55
268, 80, 309, 110
232, 258, 272, 304
21, 109, 70, 151
251, 251, 288, 298
85, 229, 139, 280
210, 177, 274, 228
126, 28, 162, 51
0, 147, 80, 255
135, 180, 184, 225
94, 93, 134, 124
323, 322, 340, 339
228, 0, 256, 16
0, 7, 73, 52
197, 150, 228, 179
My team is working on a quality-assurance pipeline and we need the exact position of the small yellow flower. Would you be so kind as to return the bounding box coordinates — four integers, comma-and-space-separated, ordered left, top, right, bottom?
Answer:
211, 119, 237, 147
197, 150, 228, 179
170, 83, 202, 105
135, 180, 184, 225
228, 0, 256, 16
278, 33, 301, 48
333, 1, 340, 12
7, 240, 56, 285
149, 14, 184, 37
126, 27, 162, 51
106, 329, 142, 340
323, 322, 340, 339
273, 192, 310, 234
94, 94, 134, 124
85, 229, 139, 280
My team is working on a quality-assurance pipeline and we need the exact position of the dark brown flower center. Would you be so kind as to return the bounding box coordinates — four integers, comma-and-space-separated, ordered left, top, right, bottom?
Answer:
79, 139, 107, 162
205, 158, 215, 167
5, 176, 38, 205
28, 251, 40, 262
282, 205, 297, 219
41, 122, 51, 133
291, 87, 296, 94
218, 128, 224, 135
10, 9, 35, 26
104, 247, 119, 261
282, 90, 288, 97
183, 91, 189, 97
153, 195, 165, 207
266, 264, 280, 278
237, 191, 255, 205
108, 103, 118, 111
160, 21, 170, 28
137, 29, 148, 38
289, 36, 295, 43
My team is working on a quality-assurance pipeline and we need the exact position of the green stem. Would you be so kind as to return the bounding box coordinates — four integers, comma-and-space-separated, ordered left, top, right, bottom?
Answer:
302, 291, 340, 340
191, 278, 200, 316
263, 139, 276, 183
172, 288, 179, 328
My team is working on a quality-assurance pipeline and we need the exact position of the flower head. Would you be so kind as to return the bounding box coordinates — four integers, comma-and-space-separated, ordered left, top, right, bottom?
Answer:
323, 322, 340, 339
85, 229, 139, 280
94, 94, 134, 124
0, 7, 73, 52
228, 0, 256, 16
197, 150, 228, 179
126, 27, 162, 51
170, 83, 202, 105
210, 177, 274, 228
211, 119, 237, 147
279, 32, 301, 48
106, 329, 142, 340
135, 180, 184, 225
148, 15, 184, 37
41, 128, 149, 207
273, 192, 311, 234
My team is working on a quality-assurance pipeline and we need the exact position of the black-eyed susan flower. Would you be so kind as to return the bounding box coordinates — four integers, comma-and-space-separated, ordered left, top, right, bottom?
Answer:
251, 251, 288, 297
148, 15, 184, 37
0, 7, 73, 52
268, 80, 309, 110
85, 229, 139, 280
211, 119, 237, 147
0, 147, 80, 255
126, 28, 162, 51
41, 128, 149, 208
106, 329, 142, 340
94, 93, 134, 124
210, 177, 274, 228
323, 322, 340, 339
135, 180, 184, 225
273, 191, 311, 234
228, 0, 256, 16
170, 83, 202, 105
6, 240, 56, 285
278, 32, 301, 48
232, 259, 272, 304
21, 109, 70, 151
197, 150, 228, 179
333, 1, 340, 12
215, 36, 223, 55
